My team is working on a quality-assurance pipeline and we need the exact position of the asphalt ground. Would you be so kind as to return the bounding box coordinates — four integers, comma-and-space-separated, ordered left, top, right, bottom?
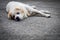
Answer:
0, 1, 60, 40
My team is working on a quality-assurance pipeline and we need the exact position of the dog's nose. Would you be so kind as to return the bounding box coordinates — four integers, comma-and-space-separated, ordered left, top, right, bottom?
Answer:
15, 17, 21, 21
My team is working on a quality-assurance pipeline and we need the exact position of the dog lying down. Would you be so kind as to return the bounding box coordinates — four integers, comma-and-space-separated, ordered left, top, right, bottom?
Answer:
6, 1, 51, 21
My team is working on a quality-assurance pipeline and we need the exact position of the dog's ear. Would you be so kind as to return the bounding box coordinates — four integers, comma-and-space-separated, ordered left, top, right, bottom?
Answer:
15, 7, 24, 13
15, 7, 21, 10
20, 8, 24, 13
8, 11, 12, 19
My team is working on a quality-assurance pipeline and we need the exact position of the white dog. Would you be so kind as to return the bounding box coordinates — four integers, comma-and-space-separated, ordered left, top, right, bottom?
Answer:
6, 1, 51, 21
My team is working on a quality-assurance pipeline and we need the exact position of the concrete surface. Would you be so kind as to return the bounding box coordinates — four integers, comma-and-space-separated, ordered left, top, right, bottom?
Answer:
0, 1, 60, 40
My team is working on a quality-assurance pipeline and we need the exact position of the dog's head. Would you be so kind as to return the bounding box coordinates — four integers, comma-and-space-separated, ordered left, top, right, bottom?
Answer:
13, 7, 28, 21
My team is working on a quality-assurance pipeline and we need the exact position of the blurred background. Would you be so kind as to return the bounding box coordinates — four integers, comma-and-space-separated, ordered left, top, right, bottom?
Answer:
0, 0, 60, 40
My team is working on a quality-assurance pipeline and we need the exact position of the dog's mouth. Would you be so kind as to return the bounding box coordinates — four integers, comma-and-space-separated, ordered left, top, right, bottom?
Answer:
10, 15, 24, 21
12, 15, 21, 21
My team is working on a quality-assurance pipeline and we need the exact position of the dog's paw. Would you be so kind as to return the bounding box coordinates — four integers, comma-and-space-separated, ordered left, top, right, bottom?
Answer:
45, 14, 51, 18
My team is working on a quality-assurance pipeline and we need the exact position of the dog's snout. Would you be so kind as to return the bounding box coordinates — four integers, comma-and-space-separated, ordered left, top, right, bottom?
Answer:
17, 12, 20, 14
15, 17, 20, 21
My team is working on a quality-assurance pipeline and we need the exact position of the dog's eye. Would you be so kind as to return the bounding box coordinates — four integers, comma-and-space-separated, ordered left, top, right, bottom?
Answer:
17, 12, 20, 14
13, 15, 15, 18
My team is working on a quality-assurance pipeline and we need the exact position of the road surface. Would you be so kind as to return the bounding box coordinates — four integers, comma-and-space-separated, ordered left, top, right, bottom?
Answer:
0, 1, 60, 40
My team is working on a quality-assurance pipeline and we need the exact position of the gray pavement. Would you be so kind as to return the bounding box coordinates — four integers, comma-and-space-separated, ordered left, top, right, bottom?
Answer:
0, 1, 60, 40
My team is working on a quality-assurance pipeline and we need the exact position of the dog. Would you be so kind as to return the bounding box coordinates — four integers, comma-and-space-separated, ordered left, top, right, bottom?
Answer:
6, 1, 51, 21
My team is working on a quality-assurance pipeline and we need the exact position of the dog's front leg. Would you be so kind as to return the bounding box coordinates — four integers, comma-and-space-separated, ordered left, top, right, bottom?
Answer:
31, 6, 36, 9
31, 9, 51, 18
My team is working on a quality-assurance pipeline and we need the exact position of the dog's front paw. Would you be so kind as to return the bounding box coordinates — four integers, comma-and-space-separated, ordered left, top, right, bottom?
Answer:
45, 14, 51, 18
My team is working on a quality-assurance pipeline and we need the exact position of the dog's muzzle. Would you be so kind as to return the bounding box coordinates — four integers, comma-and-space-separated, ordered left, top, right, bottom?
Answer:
15, 17, 21, 21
